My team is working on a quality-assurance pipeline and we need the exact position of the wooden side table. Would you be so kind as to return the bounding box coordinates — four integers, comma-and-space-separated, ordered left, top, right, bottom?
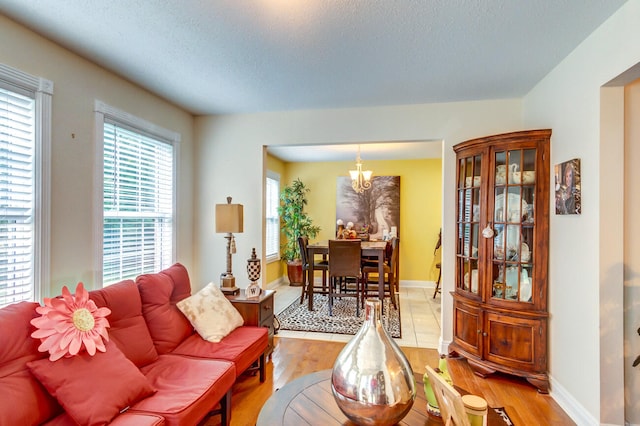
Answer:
226, 289, 275, 356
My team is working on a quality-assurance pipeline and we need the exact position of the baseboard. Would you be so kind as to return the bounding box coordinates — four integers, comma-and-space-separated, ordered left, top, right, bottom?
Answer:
549, 374, 598, 426
266, 277, 287, 290
439, 337, 452, 356
400, 280, 435, 289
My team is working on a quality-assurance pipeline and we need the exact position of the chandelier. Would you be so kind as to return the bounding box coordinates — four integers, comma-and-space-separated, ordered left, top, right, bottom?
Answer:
349, 146, 373, 193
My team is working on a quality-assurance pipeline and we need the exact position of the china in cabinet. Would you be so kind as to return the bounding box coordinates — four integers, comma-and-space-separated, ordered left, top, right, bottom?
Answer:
449, 129, 550, 393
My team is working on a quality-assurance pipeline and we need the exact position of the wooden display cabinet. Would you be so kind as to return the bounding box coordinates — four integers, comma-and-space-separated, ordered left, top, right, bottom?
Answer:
449, 129, 550, 393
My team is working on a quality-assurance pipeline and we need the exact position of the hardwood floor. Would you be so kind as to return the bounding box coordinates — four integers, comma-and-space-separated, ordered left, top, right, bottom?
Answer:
203, 337, 575, 426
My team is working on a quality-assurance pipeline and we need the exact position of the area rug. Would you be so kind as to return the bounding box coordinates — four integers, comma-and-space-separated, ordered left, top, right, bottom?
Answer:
490, 407, 514, 425
277, 294, 401, 338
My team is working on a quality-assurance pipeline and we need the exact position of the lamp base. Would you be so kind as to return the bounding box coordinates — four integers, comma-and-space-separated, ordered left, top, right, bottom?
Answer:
221, 286, 240, 295
220, 274, 240, 295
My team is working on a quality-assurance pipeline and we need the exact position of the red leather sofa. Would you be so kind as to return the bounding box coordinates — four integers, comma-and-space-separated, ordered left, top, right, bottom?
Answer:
0, 263, 269, 425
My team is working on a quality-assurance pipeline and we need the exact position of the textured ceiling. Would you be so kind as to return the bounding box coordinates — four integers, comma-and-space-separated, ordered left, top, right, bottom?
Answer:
0, 0, 627, 116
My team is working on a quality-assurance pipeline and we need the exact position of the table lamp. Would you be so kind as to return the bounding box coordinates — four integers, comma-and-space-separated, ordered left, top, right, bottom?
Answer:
215, 196, 243, 294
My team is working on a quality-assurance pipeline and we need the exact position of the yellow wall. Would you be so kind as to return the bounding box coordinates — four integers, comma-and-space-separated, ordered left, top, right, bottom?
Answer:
279, 158, 442, 282
265, 154, 286, 283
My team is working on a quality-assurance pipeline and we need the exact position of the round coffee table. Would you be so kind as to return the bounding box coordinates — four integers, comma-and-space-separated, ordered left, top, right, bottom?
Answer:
257, 369, 433, 425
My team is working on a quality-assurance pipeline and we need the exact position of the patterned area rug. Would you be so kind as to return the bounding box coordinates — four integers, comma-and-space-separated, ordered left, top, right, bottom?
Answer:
491, 407, 515, 425
277, 294, 401, 338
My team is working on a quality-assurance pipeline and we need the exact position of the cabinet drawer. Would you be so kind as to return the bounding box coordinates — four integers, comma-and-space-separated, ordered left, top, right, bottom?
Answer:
259, 296, 274, 324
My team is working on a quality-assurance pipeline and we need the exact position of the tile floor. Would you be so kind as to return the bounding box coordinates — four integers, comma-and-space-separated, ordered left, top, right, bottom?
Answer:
269, 282, 442, 348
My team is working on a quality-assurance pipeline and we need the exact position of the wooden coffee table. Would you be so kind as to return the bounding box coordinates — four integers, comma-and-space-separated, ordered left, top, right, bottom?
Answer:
257, 369, 510, 425
257, 369, 436, 425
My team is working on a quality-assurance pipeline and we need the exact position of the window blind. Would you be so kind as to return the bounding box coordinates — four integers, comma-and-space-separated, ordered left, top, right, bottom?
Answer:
0, 87, 35, 307
265, 174, 280, 260
103, 121, 173, 284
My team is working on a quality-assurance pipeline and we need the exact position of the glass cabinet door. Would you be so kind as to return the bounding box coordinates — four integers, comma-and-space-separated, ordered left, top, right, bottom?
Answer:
491, 148, 536, 303
456, 154, 482, 296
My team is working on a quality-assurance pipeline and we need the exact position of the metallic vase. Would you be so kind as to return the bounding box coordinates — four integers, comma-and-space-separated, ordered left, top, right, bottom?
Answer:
331, 299, 416, 425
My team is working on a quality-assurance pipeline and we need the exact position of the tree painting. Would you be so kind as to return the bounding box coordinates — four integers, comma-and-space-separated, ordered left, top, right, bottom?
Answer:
336, 176, 400, 240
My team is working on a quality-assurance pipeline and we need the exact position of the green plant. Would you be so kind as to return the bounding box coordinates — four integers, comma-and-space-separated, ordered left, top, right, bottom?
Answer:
277, 178, 321, 262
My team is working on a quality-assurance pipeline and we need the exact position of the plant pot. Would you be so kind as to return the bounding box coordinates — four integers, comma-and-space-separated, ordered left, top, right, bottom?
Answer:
286, 260, 304, 286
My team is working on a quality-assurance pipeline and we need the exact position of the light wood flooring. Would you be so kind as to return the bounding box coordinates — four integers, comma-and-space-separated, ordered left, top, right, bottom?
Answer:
201, 284, 575, 426
204, 338, 574, 426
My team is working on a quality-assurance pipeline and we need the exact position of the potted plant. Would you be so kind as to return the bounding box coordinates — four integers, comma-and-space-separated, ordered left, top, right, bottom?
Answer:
278, 178, 321, 285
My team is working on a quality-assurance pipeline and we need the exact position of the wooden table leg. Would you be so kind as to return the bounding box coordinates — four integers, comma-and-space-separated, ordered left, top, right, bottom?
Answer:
308, 250, 315, 311
378, 249, 384, 315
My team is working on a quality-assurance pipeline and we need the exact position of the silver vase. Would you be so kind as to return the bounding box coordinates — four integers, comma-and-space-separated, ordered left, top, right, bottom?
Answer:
331, 299, 416, 425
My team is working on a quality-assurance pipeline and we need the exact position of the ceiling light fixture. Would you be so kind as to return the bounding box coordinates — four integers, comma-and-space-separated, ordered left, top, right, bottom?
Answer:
349, 145, 373, 193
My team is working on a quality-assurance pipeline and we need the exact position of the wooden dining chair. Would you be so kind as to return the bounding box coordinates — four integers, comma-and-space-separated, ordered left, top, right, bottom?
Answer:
298, 236, 329, 305
433, 229, 442, 299
362, 237, 399, 309
328, 239, 363, 316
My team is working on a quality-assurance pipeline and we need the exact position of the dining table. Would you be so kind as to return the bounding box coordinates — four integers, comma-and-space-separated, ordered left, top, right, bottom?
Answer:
306, 240, 389, 313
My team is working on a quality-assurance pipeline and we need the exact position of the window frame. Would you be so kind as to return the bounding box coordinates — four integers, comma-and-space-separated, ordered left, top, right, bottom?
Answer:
265, 170, 281, 263
93, 100, 180, 287
0, 63, 52, 304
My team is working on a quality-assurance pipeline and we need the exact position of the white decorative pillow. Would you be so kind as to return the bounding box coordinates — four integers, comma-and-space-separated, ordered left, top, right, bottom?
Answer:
176, 282, 244, 342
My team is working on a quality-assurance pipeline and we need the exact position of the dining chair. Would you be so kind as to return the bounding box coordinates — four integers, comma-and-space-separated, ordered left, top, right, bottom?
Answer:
433, 229, 442, 298
328, 239, 363, 316
362, 237, 399, 309
298, 236, 329, 305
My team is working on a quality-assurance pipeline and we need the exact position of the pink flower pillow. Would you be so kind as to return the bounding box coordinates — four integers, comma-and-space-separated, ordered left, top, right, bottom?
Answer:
31, 282, 111, 361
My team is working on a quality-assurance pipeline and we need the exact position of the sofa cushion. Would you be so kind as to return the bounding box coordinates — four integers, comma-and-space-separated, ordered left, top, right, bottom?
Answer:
27, 340, 156, 426
137, 264, 194, 354
159, 262, 192, 299
172, 325, 268, 377
177, 282, 244, 342
43, 411, 166, 426
0, 302, 62, 425
89, 279, 159, 367
131, 354, 236, 425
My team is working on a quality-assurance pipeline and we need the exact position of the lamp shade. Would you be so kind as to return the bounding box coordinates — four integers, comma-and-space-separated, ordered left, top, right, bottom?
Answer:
215, 201, 244, 233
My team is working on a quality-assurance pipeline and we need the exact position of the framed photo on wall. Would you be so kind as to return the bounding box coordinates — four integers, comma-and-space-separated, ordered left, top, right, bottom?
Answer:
554, 158, 581, 215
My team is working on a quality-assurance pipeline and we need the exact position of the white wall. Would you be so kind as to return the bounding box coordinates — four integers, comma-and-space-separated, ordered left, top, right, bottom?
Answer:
0, 15, 196, 295
624, 79, 640, 425
193, 100, 524, 344
523, 1, 640, 423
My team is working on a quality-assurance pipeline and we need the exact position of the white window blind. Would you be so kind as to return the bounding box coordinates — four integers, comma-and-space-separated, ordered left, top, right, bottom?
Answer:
102, 121, 174, 284
0, 86, 35, 307
0, 65, 51, 308
266, 172, 280, 261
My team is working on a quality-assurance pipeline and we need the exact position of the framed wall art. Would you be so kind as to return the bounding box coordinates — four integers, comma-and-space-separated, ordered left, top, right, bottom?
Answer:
336, 176, 400, 239
554, 158, 581, 215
